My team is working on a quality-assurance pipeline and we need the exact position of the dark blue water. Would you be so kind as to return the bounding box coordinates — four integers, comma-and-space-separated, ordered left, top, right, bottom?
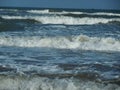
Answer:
0, 8, 120, 90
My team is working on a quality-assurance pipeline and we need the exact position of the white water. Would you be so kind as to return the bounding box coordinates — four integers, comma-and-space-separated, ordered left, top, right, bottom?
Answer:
0, 76, 119, 90
0, 35, 120, 51
1, 15, 120, 25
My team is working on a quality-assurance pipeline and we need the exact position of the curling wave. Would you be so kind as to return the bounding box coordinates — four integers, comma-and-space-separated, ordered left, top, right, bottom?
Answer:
0, 35, 120, 51
1, 15, 120, 25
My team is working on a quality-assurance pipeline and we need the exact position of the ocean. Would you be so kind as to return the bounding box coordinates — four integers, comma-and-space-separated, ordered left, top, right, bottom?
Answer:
0, 8, 120, 90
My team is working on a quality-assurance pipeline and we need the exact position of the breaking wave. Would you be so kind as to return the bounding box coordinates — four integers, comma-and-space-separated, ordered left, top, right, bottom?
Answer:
0, 35, 119, 51
1, 15, 120, 25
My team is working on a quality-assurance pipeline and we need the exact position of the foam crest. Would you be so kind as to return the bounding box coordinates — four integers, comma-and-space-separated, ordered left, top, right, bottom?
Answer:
1, 15, 120, 25
0, 76, 119, 90
0, 35, 120, 51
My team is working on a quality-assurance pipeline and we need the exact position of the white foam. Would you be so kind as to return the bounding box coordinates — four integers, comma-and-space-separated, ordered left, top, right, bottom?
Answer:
0, 35, 120, 51
0, 76, 119, 90
1, 15, 120, 25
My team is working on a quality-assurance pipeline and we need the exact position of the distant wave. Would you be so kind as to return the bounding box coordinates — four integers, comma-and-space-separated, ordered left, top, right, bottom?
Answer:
27, 9, 83, 14
0, 16, 39, 32
27, 9, 50, 14
0, 9, 19, 12
0, 35, 120, 51
62, 13, 120, 19
91, 12, 120, 17
1, 15, 120, 25
27, 10, 120, 19
0, 16, 39, 24
27, 9, 120, 17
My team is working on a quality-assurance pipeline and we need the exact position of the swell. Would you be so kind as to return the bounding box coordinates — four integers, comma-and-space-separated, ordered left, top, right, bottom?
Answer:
0, 35, 119, 51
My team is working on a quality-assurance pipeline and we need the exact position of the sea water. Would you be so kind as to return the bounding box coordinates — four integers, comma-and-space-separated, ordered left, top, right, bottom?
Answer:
0, 8, 120, 90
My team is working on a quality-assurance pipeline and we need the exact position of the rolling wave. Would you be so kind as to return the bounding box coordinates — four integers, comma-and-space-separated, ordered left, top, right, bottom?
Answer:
1, 15, 120, 25
0, 35, 119, 51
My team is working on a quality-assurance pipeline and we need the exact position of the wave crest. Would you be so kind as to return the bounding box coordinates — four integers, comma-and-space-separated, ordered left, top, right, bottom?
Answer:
0, 35, 119, 51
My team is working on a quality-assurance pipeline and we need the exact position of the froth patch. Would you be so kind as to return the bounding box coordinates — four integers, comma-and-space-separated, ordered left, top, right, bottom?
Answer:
0, 35, 120, 52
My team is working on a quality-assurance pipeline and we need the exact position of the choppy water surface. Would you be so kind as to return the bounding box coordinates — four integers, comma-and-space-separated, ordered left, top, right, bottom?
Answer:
0, 8, 120, 90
